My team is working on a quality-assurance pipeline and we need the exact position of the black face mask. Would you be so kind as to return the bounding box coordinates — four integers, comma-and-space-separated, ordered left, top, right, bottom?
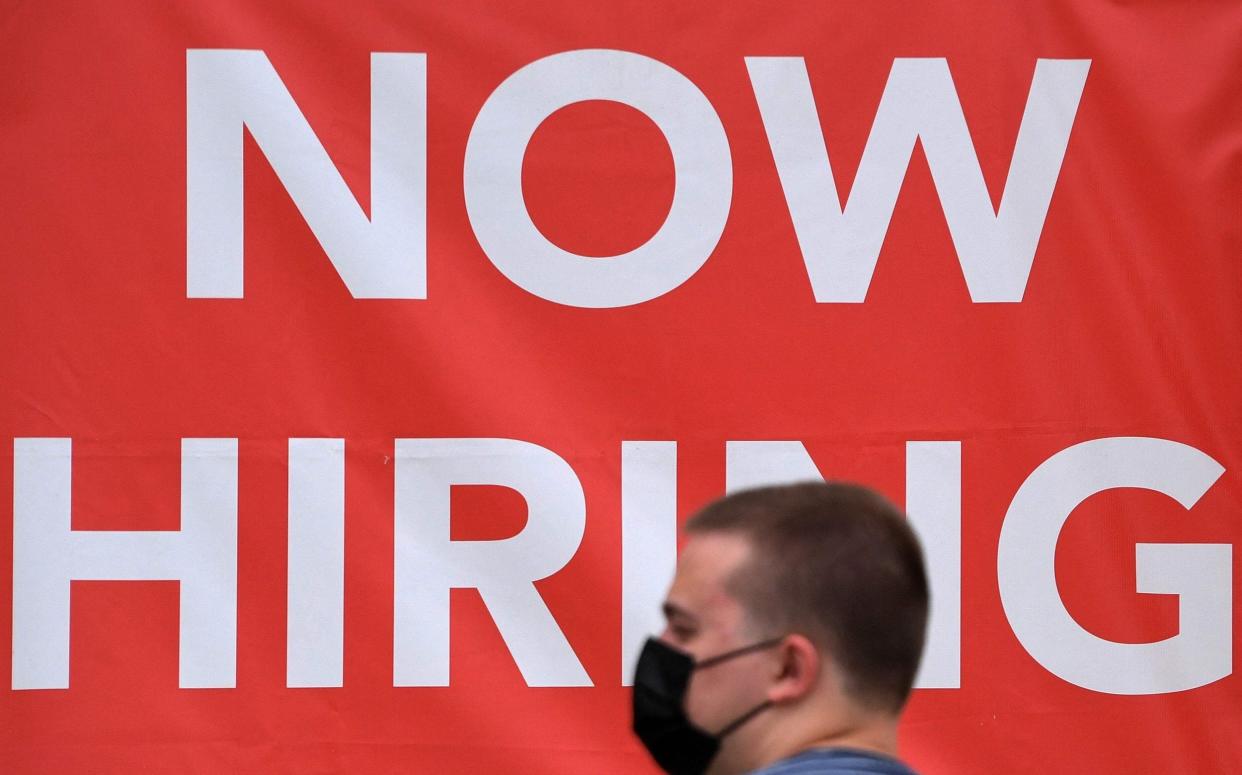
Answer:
631, 636, 783, 775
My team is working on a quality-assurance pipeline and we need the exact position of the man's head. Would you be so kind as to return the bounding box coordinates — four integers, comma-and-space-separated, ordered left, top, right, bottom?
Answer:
638, 481, 929, 775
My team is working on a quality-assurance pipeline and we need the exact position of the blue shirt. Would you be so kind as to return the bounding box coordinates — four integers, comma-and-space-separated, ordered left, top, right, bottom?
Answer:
749, 748, 918, 775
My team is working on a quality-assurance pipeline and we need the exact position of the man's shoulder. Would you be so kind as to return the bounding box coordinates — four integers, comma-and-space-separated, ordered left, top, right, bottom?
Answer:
749, 747, 920, 775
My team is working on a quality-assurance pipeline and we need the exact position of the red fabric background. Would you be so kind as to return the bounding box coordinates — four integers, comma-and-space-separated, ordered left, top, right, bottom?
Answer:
2, 1, 1240, 772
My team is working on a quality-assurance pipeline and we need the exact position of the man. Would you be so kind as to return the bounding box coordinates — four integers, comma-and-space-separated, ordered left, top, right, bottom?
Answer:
631, 482, 928, 775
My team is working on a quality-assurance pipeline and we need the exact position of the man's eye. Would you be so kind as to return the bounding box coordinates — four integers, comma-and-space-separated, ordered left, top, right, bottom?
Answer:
670, 625, 696, 642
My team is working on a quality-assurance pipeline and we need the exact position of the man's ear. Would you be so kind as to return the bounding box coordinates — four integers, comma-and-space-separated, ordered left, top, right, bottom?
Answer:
766, 634, 821, 703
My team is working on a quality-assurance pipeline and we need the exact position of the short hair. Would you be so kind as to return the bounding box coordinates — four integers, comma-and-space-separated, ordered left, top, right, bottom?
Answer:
685, 481, 928, 713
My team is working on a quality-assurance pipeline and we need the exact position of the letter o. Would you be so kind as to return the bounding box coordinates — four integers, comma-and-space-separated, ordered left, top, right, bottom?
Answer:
464, 49, 732, 308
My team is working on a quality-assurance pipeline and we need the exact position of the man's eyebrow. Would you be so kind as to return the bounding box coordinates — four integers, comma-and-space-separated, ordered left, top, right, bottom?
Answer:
662, 601, 698, 624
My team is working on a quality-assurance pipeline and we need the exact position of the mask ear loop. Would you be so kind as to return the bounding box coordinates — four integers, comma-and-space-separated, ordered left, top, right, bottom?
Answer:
714, 698, 773, 739
694, 636, 785, 670
693, 636, 786, 740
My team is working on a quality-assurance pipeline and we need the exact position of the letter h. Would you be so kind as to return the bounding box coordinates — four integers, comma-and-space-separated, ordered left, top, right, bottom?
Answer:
12, 438, 237, 689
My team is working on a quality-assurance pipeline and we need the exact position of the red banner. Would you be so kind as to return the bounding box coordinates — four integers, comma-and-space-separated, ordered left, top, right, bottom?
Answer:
2, 2, 1240, 773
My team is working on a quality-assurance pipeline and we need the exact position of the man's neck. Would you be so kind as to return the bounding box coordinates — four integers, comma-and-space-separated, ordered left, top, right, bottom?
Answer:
741, 711, 901, 773
794, 724, 900, 758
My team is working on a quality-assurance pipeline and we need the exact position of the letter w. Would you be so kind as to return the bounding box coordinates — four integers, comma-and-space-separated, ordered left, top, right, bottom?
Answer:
747, 58, 1089, 302
187, 50, 425, 298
